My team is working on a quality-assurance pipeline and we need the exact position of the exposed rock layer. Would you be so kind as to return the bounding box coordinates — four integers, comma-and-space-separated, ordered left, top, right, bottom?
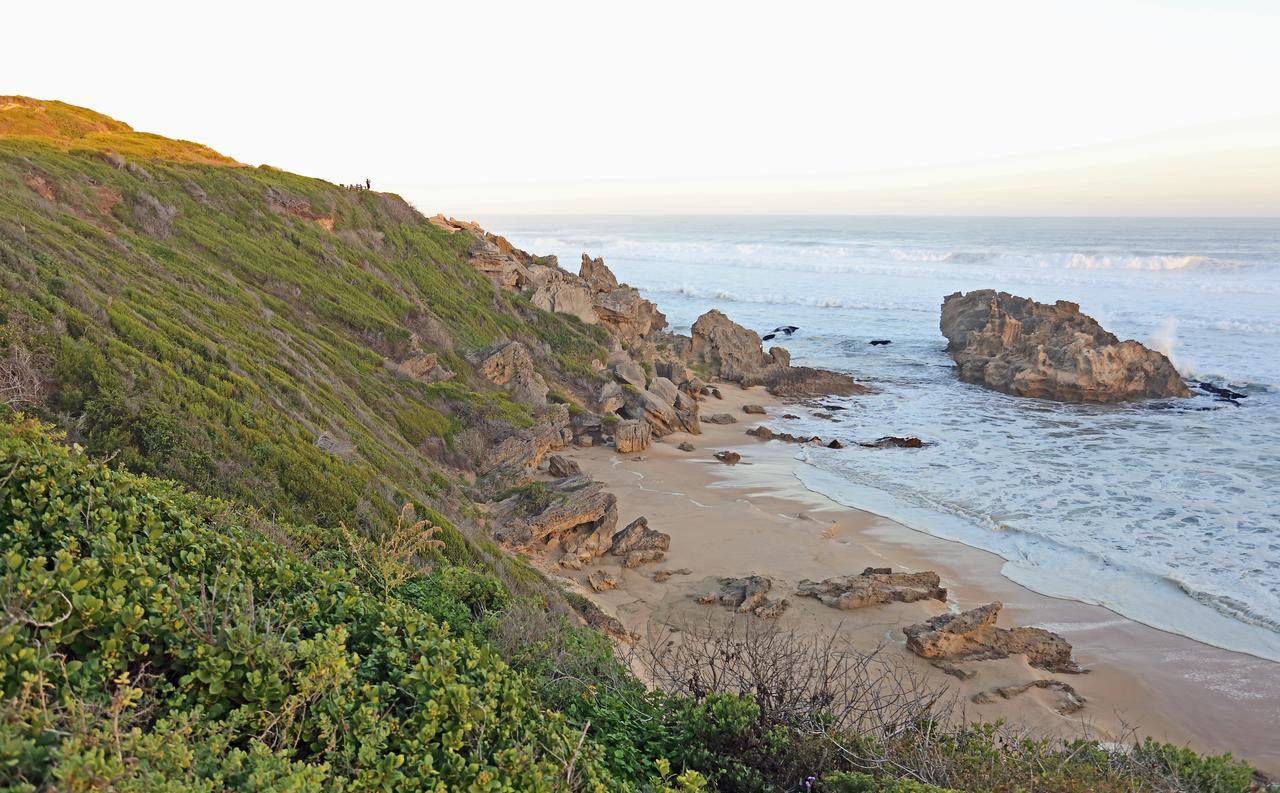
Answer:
903, 602, 1079, 673
797, 568, 947, 610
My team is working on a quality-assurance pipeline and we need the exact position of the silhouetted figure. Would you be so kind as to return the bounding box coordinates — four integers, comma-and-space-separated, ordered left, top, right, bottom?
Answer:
365, 178, 370, 190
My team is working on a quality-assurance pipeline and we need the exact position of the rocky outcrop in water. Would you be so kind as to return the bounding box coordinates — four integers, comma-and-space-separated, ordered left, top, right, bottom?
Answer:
940, 290, 1189, 403
903, 602, 1080, 673
797, 568, 947, 610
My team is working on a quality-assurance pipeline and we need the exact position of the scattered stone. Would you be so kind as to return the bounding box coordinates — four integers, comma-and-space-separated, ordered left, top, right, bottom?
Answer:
610, 516, 671, 568
797, 568, 947, 610
588, 570, 621, 592
547, 454, 581, 478
940, 290, 1189, 403
696, 576, 788, 618
860, 436, 925, 449
869, 339, 892, 346
903, 602, 1080, 673
703, 413, 738, 425
714, 451, 741, 465
614, 420, 652, 454
677, 442, 696, 452
827, 439, 844, 449
710, 387, 724, 399
782, 413, 800, 419
653, 567, 693, 583
743, 404, 766, 415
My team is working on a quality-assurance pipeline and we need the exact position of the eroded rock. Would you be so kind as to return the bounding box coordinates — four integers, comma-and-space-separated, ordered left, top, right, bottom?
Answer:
610, 516, 671, 568
940, 290, 1189, 403
797, 568, 947, 610
547, 454, 581, 478
469, 340, 549, 405
903, 602, 1080, 673
970, 679, 1085, 715
714, 450, 741, 465
703, 413, 737, 425
493, 474, 617, 565
588, 569, 621, 592
614, 419, 652, 454
696, 576, 788, 619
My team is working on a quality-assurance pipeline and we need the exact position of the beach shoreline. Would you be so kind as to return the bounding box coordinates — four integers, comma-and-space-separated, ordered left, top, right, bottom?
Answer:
544, 384, 1280, 775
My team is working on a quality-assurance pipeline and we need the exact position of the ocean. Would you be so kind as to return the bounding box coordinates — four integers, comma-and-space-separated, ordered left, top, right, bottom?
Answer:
489, 215, 1280, 662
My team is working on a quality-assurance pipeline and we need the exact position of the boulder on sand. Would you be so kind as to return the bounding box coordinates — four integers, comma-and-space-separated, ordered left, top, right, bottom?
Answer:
797, 568, 947, 610
696, 575, 788, 619
493, 475, 617, 566
939, 290, 1189, 403
614, 419, 652, 454
610, 516, 671, 568
903, 601, 1080, 673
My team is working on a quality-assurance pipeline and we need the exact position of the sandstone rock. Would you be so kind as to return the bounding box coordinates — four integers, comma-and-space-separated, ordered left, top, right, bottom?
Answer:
940, 290, 1189, 403
703, 413, 737, 425
746, 426, 821, 444
469, 340, 548, 405
597, 381, 626, 414
388, 351, 455, 384
494, 474, 617, 564
588, 570, 621, 592
903, 602, 1080, 673
689, 310, 769, 377
614, 420, 651, 453
609, 358, 647, 390
593, 286, 666, 345
687, 311, 866, 397
742, 404, 766, 415
648, 376, 679, 406
621, 386, 699, 437
797, 568, 947, 610
531, 275, 597, 325
714, 451, 741, 465
655, 359, 692, 388
677, 442, 696, 452
610, 516, 671, 568
579, 253, 619, 293
696, 576, 788, 619
547, 454, 581, 478
483, 405, 574, 486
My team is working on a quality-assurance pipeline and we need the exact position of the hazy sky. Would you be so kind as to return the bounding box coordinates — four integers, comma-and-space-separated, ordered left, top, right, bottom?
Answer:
7, 0, 1280, 216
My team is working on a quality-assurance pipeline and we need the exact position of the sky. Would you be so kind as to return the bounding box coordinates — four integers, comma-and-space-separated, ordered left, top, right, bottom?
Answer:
6, 0, 1280, 216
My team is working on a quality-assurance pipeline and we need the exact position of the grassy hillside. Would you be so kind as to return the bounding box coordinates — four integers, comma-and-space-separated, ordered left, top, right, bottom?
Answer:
0, 95, 607, 540
0, 99, 1264, 792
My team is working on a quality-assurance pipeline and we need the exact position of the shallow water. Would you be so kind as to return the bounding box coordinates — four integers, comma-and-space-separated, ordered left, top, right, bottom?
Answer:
491, 215, 1280, 661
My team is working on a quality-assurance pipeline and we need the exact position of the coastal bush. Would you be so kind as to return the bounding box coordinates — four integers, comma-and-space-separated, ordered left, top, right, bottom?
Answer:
0, 417, 619, 790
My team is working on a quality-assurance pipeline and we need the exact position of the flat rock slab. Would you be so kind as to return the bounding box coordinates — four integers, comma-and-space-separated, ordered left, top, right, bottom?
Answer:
797, 568, 947, 610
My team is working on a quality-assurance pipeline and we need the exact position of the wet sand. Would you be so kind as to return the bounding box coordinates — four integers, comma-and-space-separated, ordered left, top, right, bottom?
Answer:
546, 385, 1280, 774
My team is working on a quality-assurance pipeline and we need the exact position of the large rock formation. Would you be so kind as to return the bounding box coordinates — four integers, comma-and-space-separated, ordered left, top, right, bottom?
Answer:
902, 602, 1080, 673
613, 419, 652, 454
939, 290, 1189, 402
493, 475, 618, 568
797, 568, 947, 610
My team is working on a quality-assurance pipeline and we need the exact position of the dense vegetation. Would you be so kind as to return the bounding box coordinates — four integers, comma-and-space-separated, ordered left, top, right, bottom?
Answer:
0, 99, 1267, 791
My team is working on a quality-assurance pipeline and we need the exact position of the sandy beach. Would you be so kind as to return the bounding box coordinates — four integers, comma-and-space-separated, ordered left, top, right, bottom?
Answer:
539, 385, 1280, 775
